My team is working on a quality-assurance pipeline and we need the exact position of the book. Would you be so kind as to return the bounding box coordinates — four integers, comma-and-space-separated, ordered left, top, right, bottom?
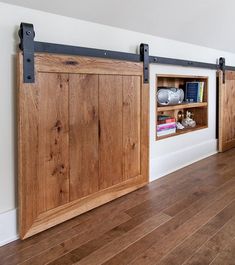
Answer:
157, 115, 171, 121
157, 128, 176, 137
157, 122, 176, 132
185, 82, 200, 103
158, 118, 176, 124
199, 82, 204, 102
185, 82, 204, 103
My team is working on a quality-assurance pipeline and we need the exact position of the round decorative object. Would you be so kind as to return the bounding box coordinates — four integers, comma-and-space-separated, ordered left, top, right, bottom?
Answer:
157, 88, 184, 106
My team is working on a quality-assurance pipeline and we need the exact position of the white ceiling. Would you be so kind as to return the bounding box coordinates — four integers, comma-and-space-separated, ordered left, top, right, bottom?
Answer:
1, 0, 235, 53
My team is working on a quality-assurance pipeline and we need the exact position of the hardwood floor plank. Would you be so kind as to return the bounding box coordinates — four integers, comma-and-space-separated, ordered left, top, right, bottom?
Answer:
156, 201, 235, 265
14, 158, 230, 264
126, 154, 235, 218
16, 174, 209, 262
73, 213, 171, 265
2, 213, 131, 265
128, 187, 235, 265
0, 213, 92, 260
46, 168, 234, 265
182, 214, 235, 265
103, 178, 235, 265
209, 237, 235, 265
0, 183, 166, 261
43, 179, 207, 265
1, 149, 235, 265
48, 213, 171, 265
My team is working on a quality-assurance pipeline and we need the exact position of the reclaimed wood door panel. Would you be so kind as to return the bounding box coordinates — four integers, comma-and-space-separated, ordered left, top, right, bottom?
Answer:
39, 73, 70, 211
99, 75, 123, 189
18, 52, 149, 239
18, 72, 70, 237
218, 70, 235, 152
69, 74, 99, 201
123, 76, 141, 180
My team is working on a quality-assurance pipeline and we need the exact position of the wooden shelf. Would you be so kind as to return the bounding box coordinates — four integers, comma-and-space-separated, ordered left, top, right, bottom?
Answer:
156, 74, 208, 141
157, 102, 208, 112
156, 125, 208, 140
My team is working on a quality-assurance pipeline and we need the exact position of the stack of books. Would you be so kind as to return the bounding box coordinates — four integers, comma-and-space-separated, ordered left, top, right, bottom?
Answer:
157, 115, 176, 137
185, 82, 204, 103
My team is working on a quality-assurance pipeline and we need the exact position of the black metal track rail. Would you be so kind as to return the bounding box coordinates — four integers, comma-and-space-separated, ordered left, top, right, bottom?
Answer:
18, 22, 235, 84
34, 41, 141, 62
149, 56, 219, 70
225, 66, 235, 71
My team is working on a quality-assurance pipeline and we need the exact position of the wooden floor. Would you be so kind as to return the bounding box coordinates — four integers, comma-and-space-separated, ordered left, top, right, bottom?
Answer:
1, 149, 235, 265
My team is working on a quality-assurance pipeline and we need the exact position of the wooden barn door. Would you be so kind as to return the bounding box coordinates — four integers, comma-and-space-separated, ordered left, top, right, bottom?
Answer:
18, 53, 149, 239
218, 70, 235, 152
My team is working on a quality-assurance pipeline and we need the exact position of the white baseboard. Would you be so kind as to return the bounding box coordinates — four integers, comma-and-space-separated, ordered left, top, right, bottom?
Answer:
150, 139, 218, 182
0, 208, 19, 247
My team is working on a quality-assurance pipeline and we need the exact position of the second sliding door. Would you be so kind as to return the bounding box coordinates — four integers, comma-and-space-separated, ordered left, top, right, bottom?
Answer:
218, 70, 235, 152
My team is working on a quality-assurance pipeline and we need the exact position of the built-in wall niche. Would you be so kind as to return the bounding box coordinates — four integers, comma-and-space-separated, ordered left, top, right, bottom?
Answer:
156, 74, 208, 140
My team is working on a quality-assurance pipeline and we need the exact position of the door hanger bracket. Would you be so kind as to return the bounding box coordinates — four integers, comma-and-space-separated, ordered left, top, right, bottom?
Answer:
18, 23, 35, 83
140, 43, 149, 83
219, 57, 226, 84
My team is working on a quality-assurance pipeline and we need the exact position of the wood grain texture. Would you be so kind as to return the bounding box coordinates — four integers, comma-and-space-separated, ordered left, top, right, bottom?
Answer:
18, 54, 42, 238
35, 53, 143, 76
182, 214, 235, 265
218, 70, 235, 152
23, 176, 147, 239
69, 74, 99, 201
74, 213, 171, 265
209, 237, 235, 265
128, 186, 235, 265
123, 76, 141, 180
99, 75, 123, 189
3, 149, 235, 264
38, 73, 69, 210
116, 180, 234, 264
141, 82, 149, 184
18, 52, 149, 239
157, 102, 208, 112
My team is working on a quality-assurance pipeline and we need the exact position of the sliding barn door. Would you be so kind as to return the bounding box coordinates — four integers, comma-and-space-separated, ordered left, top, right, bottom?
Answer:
18, 53, 149, 239
218, 70, 235, 152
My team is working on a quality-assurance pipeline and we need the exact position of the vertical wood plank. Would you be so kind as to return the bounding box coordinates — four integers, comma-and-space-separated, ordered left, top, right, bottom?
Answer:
218, 70, 235, 152
218, 70, 224, 152
69, 74, 99, 201
223, 77, 235, 143
123, 76, 141, 180
99, 75, 123, 189
38, 73, 69, 210
141, 81, 150, 183
18, 55, 43, 237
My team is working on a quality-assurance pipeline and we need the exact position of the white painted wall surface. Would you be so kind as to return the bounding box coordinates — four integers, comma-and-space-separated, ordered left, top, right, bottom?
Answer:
1, 2, 235, 245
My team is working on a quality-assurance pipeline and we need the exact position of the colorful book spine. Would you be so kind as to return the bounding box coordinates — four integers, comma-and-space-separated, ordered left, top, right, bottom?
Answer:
157, 116, 176, 137
158, 118, 176, 124
185, 82, 204, 103
157, 122, 176, 132
158, 115, 171, 121
185, 82, 200, 102
157, 128, 176, 136
199, 82, 204, 102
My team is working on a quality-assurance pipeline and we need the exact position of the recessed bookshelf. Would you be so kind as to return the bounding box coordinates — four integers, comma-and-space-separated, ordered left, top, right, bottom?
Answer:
156, 74, 208, 140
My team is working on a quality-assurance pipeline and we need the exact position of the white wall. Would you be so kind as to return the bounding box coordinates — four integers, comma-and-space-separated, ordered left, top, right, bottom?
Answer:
1, 2, 235, 245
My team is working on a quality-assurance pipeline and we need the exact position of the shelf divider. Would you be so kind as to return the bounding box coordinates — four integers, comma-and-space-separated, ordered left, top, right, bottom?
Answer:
157, 102, 208, 112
